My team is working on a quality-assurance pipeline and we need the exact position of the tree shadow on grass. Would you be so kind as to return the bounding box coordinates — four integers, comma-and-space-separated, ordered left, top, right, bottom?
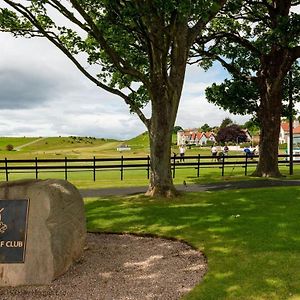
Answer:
85, 187, 300, 299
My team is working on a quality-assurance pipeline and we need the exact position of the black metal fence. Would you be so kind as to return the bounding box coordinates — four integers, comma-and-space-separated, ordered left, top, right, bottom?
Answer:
0, 154, 299, 181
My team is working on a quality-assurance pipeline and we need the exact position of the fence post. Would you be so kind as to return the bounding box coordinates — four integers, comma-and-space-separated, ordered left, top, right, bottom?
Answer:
172, 154, 176, 179
35, 157, 38, 179
120, 155, 124, 180
197, 154, 200, 177
5, 157, 8, 181
221, 154, 225, 176
64, 157, 68, 180
93, 156, 96, 181
147, 155, 150, 179
245, 155, 248, 176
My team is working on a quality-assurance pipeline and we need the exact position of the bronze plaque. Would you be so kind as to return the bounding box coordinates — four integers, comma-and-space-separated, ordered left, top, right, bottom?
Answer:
0, 199, 30, 263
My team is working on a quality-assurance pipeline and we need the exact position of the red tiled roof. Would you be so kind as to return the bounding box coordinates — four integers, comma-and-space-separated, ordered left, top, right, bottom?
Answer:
206, 132, 215, 137
197, 132, 204, 139
281, 122, 300, 134
293, 126, 300, 134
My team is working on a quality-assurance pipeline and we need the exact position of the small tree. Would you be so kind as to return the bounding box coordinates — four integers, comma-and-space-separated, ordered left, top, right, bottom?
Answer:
6, 144, 14, 151
220, 117, 233, 129
173, 126, 183, 134
216, 124, 247, 144
200, 123, 211, 132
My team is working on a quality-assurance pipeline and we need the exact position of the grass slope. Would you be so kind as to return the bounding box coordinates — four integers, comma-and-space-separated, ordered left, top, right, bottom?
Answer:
0, 137, 38, 150
0, 136, 121, 158
85, 186, 300, 300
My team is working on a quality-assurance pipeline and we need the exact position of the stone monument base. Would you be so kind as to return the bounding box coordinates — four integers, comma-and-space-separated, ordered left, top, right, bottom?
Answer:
0, 179, 86, 286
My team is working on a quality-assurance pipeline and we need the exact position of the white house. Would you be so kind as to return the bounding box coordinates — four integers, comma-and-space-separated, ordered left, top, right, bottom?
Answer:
177, 129, 216, 146
280, 120, 300, 144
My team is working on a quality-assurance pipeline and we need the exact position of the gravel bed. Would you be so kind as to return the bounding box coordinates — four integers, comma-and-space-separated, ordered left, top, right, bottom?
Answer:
1, 233, 207, 300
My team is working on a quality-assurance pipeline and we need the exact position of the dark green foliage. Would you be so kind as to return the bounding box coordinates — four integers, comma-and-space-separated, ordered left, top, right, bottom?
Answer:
200, 123, 211, 132
173, 126, 183, 133
216, 124, 247, 143
220, 117, 233, 128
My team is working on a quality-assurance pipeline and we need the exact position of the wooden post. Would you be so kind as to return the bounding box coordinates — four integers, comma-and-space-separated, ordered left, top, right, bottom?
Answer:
35, 157, 38, 179
147, 155, 150, 179
172, 154, 176, 179
5, 157, 8, 181
197, 154, 200, 177
245, 155, 248, 176
221, 154, 225, 176
64, 157, 68, 180
93, 156, 96, 181
120, 155, 124, 180
289, 70, 294, 175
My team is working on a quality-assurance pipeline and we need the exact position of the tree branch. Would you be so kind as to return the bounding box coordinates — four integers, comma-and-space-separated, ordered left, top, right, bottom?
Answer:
3, 0, 149, 127
195, 49, 257, 83
188, 0, 227, 46
69, 0, 150, 87
47, 0, 89, 32
211, 31, 262, 56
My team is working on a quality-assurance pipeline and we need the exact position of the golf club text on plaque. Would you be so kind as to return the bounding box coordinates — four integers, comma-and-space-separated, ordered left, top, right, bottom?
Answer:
0, 199, 30, 263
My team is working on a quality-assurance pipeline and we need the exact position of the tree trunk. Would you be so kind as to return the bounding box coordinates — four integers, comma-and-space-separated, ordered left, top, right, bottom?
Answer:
146, 119, 178, 198
145, 92, 180, 197
143, 18, 188, 197
253, 55, 285, 177
253, 97, 282, 177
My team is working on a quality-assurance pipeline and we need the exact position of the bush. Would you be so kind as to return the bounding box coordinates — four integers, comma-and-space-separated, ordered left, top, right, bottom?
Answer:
206, 140, 214, 146
6, 144, 14, 151
279, 143, 287, 150
240, 142, 251, 148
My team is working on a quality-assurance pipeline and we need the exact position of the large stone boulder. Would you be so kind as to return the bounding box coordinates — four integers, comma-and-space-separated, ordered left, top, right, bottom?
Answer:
0, 179, 86, 286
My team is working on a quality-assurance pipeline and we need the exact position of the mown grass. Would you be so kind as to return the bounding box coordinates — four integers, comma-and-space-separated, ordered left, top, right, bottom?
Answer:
2, 160, 300, 189
85, 186, 300, 300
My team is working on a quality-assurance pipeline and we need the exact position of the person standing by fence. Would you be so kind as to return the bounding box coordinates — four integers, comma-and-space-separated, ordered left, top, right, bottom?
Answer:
211, 145, 218, 161
179, 145, 186, 162
223, 144, 229, 156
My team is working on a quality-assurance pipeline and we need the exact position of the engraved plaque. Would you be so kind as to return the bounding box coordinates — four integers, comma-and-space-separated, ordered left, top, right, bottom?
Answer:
0, 199, 29, 263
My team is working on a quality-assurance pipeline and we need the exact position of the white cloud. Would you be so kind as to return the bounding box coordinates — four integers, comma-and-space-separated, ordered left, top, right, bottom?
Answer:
177, 64, 251, 128
0, 33, 250, 140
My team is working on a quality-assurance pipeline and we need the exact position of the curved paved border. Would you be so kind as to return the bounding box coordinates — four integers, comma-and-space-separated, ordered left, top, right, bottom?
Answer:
79, 179, 300, 197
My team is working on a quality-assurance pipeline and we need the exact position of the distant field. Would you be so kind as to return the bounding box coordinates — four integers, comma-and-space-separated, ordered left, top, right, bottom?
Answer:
0, 137, 38, 150
0, 134, 294, 190
0, 133, 204, 159
0, 136, 122, 158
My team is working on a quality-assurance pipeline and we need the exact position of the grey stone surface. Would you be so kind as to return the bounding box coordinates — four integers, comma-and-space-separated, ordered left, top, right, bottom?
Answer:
0, 179, 86, 286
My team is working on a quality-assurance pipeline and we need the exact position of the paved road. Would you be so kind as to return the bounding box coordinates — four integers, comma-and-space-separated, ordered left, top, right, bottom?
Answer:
79, 179, 300, 197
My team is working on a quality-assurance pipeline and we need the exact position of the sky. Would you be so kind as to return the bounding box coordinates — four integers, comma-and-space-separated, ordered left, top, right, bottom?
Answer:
0, 20, 257, 141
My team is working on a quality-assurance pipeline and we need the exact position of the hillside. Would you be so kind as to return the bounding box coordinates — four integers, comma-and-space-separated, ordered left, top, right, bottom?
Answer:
0, 136, 121, 158
0, 137, 38, 150
0, 133, 187, 159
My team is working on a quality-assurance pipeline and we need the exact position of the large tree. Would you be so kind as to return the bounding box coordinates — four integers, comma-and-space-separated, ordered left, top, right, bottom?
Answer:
0, 0, 226, 196
193, 0, 300, 177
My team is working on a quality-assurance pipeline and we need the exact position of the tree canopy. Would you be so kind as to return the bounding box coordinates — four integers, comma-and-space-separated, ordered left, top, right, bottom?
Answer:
192, 0, 300, 177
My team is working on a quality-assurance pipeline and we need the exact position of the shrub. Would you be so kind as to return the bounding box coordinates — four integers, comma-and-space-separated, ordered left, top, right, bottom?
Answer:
279, 143, 287, 150
6, 144, 14, 151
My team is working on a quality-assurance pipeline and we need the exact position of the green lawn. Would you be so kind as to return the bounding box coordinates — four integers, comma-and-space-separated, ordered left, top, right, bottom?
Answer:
85, 186, 300, 300
2, 160, 300, 189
